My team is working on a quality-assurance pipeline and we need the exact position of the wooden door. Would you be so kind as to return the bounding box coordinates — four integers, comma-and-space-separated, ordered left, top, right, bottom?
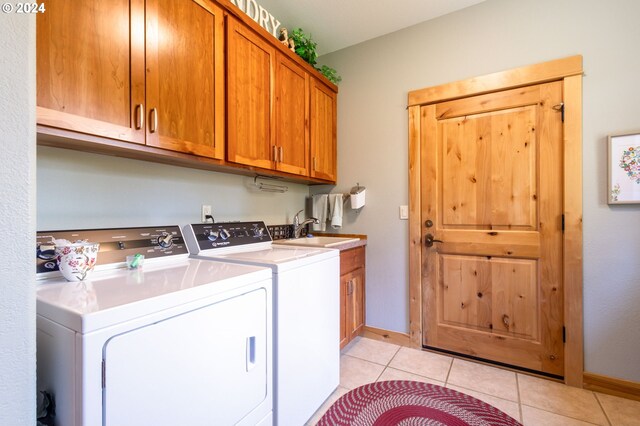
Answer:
37, 0, 145, 144
145, 0, 224, 159
422, 82, 564, 376
274, 53, 310, 175
310, 78, 337, 182
227, 16, 275, 169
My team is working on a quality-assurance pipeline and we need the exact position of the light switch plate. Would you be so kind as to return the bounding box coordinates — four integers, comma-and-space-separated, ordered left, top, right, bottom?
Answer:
399, 205, 408, 220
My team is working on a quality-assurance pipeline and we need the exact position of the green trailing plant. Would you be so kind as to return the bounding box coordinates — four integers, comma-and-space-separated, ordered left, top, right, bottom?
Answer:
317, 65, 342, 85
290, 28, 341, 85
290, 28, 318, 66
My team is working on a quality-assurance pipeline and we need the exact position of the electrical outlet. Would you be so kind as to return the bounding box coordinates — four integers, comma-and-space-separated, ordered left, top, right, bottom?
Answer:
201, 205, 212, 223
399, 205, 409, 220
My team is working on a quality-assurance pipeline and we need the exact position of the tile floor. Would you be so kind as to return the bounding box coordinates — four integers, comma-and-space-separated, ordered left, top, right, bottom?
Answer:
306, 337, 640, 425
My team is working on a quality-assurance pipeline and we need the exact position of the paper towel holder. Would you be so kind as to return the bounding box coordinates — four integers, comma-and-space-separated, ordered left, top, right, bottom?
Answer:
348, 183, 366, 212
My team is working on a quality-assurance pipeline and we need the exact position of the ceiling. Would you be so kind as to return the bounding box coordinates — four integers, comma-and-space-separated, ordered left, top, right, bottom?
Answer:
256, 0, 486, 55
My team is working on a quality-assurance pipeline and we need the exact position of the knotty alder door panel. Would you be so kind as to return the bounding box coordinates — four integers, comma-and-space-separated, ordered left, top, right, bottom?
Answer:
422, 82, 564, 376
37, 0, 145, 144
310, 78, 337, 182
227, 16, 275, 169
145, 0, 224, 159
275, 53, 310, 175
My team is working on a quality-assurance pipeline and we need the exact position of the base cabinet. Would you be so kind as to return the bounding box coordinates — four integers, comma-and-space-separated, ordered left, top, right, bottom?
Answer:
340, 246, 366, 349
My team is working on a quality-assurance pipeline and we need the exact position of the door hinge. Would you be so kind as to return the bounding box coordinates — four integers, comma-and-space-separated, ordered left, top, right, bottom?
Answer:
101, 360, 106, 389
561, 214, 565, 232
553, 102, 565, 122
562, 326, 566, 343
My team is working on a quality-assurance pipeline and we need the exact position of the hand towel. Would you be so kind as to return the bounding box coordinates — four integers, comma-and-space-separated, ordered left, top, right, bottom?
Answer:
311, 194, 328, 231
329, 194, 344, 229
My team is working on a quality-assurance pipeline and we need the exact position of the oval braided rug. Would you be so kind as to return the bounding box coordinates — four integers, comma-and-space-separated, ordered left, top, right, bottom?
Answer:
317, 381, 522, 426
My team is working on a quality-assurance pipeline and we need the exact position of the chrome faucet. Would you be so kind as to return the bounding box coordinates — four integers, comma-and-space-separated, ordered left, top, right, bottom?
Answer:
293, 209, 319, 238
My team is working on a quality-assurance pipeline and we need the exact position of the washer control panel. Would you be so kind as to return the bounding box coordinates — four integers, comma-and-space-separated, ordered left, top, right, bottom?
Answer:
189, 221, 271, 250
36, 226, 188, 274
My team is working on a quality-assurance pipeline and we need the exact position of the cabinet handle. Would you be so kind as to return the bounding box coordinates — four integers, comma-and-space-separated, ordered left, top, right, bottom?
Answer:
272, 145, 278, 162
134, 104, 144, 130
149, 108, 158, 133
347, 279, 353, 295
313, 157, 317, 171
279, 146, 284, 163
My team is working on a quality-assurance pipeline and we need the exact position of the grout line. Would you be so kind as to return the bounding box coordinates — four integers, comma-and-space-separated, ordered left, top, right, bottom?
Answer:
515, 373, 523, 423
593, 392, 613, 426
444, 357, 454, 386
386, 345, 402, 367
519, 403, 604, 426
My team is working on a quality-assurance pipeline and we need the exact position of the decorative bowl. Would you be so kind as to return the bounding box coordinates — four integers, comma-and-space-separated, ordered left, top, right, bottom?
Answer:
55, 242, 100, 282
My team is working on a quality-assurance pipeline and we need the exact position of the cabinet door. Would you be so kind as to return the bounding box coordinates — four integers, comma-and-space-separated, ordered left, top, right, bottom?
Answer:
275, 53, 310, 175
145, 0, 224, 159
310, 78, 337, 182
348, 267, 366, 341
37, 0, 145, 144
227, 16, 275, 169
340, 272, 350, 349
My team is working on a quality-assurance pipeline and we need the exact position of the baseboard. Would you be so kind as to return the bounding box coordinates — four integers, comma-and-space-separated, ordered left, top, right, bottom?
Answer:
584, 372, 640, 402
362, 326, 415, 348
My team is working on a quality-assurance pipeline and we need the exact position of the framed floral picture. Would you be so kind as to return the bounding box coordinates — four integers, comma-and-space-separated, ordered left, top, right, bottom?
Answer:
608, 132, 640, 204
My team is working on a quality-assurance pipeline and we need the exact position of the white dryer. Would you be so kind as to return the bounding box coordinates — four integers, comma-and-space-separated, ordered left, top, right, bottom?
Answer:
36, 226, 273, 426
183, 222, 340, 426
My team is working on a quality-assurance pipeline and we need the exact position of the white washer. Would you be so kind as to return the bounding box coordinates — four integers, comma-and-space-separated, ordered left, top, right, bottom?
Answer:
183, 222, 340, 426
36, 226, 273, 426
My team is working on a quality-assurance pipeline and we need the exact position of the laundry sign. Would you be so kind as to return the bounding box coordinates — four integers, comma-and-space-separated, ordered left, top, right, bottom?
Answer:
229, 0, 281, 38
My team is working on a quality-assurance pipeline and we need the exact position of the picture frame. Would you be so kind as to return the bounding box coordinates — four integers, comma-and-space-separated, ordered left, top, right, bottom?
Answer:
608, 131, 640, 204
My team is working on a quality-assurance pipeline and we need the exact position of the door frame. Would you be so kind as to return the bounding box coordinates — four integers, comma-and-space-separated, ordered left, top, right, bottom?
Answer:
407, 55, 583, 387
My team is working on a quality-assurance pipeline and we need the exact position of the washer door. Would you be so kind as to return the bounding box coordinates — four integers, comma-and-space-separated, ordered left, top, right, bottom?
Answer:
103, 288, 269, 425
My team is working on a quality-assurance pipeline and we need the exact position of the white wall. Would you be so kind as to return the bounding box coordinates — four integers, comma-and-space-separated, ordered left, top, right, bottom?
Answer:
37, 147, 310, 230
0, 14, 36, 425
320, 0, 640, 381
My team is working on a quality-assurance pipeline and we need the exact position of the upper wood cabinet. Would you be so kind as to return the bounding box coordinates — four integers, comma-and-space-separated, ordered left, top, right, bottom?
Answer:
274, 53, 310, 176
37, 0, 145, 144
37, 1, 337, 183
226, 16, 275, 169
145, 0, 225, 159
37, 0, 225, 160
310, 78, 337, 182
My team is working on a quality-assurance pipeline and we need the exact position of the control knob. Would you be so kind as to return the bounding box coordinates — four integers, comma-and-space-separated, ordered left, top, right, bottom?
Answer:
206, 230, 219, 241
253, 226, 265, 237
219, 229, 231, 240
158, 232, 174, 248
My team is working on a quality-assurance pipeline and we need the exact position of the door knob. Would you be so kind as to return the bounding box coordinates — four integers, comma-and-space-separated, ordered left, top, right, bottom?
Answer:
425, 233, 443, 247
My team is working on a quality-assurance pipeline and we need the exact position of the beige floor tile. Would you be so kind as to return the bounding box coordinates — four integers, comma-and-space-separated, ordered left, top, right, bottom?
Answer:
388, 347, 453, 382
596, 392, 640, 426
339, 354, 385, 390
447, 384, 521, 422
522, 405, 601, 426
518, 374, 608, 425
341, 336, 400, 365
305, 386, 350, 426
377, 366, 445, 386
447, 359, 518, 402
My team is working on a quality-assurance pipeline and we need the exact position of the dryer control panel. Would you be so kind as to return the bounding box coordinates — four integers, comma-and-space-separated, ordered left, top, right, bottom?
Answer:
188, 221, 272, 251
36, 226, 188, 274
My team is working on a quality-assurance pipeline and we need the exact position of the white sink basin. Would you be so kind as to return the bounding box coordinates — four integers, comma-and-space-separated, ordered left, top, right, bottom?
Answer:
276, 236, 359, 248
